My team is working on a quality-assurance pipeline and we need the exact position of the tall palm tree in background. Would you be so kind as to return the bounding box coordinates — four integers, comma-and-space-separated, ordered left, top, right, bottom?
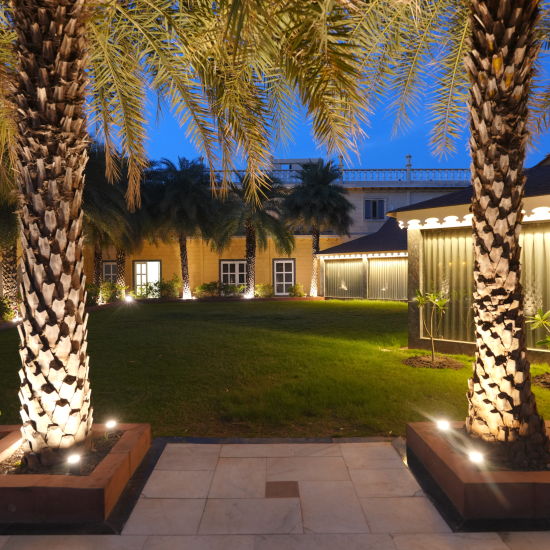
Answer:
217, 177, 295, 298
0, 191, 18, 314
153, 157, 218, 299
0, 1, 365, 459
284, 160, 353, 296
356, 0, 550, 465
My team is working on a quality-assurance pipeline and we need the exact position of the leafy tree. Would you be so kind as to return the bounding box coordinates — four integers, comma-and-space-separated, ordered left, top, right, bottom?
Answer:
153, 157, 218, 299
284, 160, 353, 296
216, 176, 294, 297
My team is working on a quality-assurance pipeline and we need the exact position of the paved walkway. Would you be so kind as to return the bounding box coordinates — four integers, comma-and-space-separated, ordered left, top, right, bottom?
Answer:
1, 442, 548, 549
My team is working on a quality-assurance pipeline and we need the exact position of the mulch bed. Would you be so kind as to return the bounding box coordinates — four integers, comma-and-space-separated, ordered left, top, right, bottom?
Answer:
0, 430, 122, 476
404, 354, 464, 370
533, 372, 550, 390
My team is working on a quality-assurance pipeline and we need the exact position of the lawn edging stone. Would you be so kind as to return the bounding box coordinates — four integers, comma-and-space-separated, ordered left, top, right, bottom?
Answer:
0, 423, 150, 525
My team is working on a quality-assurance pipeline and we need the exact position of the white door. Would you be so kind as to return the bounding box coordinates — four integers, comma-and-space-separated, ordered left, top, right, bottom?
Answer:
274, 260, 295, 295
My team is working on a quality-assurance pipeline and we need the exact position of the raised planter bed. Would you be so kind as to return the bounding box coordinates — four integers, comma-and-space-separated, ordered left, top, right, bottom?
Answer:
0, 423, 150, 525
406, 421, 550, 531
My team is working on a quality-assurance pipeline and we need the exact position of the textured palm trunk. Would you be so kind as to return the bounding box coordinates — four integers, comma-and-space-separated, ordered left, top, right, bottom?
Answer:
179, 235, 192, 299
310, 226, 320, 297
12, 0, 93, 458
465, 0, 548, 467
245, 221, 256, 298
93, 246, 102, 287
1, 242, 19, 313
115, 248, 126, 291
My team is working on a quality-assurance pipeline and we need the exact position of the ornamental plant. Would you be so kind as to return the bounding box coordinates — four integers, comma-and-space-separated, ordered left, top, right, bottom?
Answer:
415, 290, 450, 365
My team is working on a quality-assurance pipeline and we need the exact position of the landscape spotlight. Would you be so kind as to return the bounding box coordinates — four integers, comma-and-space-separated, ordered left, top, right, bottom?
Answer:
105, 419, 117, 430
125, 295, 134, 303
436, 419, 451, 432
468, 450, 484, 465
67, 453, 81, 465
11, 316, 22, 324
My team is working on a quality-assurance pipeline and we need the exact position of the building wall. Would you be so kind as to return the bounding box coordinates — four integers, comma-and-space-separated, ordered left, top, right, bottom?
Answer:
83, 235, 344, 293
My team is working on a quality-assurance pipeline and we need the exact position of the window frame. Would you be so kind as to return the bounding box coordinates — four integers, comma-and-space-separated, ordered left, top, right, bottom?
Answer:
133, 260, 162, 295
272, 258, 296, 296
102, 260, 117, 283
364, 198, 386, 220
219, 259, 247, 285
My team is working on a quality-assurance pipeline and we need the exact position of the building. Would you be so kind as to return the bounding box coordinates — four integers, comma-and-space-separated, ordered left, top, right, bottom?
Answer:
317, 218, 408, 300
390, 161, 550, 358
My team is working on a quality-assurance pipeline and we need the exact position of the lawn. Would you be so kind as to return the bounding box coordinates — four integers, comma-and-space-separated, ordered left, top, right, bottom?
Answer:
1, 300, 550, 438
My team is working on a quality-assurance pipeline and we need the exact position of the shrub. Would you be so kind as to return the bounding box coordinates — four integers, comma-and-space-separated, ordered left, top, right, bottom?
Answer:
0, 297, 15, 321
99, 281, 120, 303
414, 289, 450, 364
85, 283, 100, 306
222, 283, 245, 296
288, 283, 305, 297
158, 275, 182, 299
195, 281, 221, 298
255, 283, 273, 298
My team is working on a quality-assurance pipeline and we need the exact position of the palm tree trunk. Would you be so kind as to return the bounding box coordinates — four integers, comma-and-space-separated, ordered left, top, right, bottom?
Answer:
465, 0, 548, 467
93, 246, 103, 287
245, 221, 256, 298
179, 235, 192, 299
1, 242, 18, 314
116, 248, 126, 287
12, 0, 93, 459
310, 226, 320, 297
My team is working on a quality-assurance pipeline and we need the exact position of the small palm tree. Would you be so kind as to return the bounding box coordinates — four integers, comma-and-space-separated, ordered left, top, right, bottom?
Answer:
217, 176, 294, 298
153, 157, 217, 299
284, 160, 353, 296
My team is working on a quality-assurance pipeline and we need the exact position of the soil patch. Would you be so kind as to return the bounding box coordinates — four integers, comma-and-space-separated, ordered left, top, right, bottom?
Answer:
404, 354, 464, 370
534, 372, 550, 390
0, 430, 122, 476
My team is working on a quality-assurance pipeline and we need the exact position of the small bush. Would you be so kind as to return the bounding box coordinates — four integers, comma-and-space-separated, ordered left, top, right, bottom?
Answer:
195, 281, 221, 298
85, 283, 100, 306
0, 297, 15, 321
222, 283, 245, 297
288, 283, 305, 297
99, 281, 120, 303
159, 275, 182, 299
255, 283, 273, 298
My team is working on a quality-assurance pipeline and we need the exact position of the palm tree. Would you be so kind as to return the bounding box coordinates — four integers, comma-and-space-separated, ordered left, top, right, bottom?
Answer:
356, 0, 549, 465
1, 1, 365, 460
152, 158, 217, 299
0, 192, 18, 314
284, 160, 353, 296
217, 176, 295, 298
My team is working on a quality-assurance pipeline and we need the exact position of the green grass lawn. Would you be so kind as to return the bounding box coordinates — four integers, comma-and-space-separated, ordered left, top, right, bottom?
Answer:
1, 300, 550, 438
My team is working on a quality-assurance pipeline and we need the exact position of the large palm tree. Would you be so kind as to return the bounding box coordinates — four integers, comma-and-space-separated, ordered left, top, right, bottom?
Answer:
284, 160, 353, 297
356, 0, 549, 465
2, 1, 365, 460
217, 176, 295, 298
153, 157, 217, 299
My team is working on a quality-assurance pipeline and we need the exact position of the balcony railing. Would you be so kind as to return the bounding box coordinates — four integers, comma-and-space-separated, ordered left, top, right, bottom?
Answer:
212, 167, 470, 187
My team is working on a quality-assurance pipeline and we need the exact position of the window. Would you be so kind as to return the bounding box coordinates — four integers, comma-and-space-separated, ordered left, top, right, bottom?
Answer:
220, 260, 246, 285
102, 261, 116, 283
364, 199, 385, 220
273, 259, 295, 295
134, 261, 161, 296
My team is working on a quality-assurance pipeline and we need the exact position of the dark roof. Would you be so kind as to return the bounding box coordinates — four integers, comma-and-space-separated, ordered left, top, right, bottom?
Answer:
389, 164, 550, 215
319, 218, 407, 255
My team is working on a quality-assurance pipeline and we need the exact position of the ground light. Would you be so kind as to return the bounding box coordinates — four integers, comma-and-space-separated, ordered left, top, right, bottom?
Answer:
105, 419, 117, 430
435, 419, 451, 432
243, 293, 254, 300
124, 295, 134, 303
11, 316, 22, 324
468, 450, 484, 465
67, 453, 81, 465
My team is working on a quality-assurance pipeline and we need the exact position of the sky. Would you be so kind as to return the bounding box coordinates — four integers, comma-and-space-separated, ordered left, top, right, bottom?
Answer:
143, 78, 550, 172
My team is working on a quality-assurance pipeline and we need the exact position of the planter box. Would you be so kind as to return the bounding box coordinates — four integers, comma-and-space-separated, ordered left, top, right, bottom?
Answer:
406, 421, 550, 530
0, 423, 150, 524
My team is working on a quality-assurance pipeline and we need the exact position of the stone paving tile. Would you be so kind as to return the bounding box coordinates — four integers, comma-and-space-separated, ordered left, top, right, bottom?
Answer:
500, 531, 550, 550
0, 538, 8, 550
299, 481, 370, 533
1, 536, 146, 550
253, 534, 396, 550
221, 444, 341, 458
360, 497, 451, 534
341, 443, 404, 470
142, 470, 214, 498
123, 498, 205, 535
267, 457, 349, 481
143, 535, 254, 550
155, 444, 220, 471
209, 458, 266, 498
393, 533, 509, 550
199, 498, 302, 535
350, 468, 422, 497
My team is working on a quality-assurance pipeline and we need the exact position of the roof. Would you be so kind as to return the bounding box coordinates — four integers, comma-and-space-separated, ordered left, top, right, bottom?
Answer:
318, 218, 407, 255
388, 164, 550, 215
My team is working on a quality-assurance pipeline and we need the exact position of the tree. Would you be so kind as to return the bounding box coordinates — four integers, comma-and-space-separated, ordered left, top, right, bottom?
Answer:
217, 176, 294, 298
153, 157, 217, 299
1, 0, 366, 461
355, 0, 550, 465
283, 160, 353, 296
